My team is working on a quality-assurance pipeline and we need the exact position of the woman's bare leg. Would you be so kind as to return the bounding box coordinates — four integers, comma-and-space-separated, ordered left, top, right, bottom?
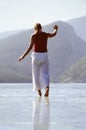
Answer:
44, 86, 49, 97
38, 89, 42, 96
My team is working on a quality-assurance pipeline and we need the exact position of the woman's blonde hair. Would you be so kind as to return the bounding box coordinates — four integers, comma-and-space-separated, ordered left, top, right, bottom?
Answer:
34, 23, 42, 31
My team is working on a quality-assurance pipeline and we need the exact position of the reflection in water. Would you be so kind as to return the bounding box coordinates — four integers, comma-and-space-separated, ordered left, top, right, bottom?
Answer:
32, 97, 50, 130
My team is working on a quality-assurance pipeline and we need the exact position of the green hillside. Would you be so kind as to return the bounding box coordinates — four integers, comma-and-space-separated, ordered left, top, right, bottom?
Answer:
59, 56, 86, 83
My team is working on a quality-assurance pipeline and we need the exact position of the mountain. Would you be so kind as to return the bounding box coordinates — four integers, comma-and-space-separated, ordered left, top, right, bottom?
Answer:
0, 30, 22, 39
58, 56, 86, 83
0, 21, 86, 83
68, 16, 86, 41
0, 29, 33, 83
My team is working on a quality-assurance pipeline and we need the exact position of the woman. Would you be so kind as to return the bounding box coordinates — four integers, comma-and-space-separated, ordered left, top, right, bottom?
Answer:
18, 23, 58, 97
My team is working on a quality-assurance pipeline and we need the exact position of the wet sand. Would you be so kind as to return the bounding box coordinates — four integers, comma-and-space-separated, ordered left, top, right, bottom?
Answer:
0, 83, 86, 130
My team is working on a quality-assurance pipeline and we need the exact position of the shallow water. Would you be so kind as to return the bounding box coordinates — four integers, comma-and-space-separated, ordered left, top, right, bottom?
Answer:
0, 83, 86, 130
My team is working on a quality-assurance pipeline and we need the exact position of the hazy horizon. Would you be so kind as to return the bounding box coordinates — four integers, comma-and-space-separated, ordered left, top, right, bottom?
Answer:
0, 0, 86, 32
0, 15, 85, 34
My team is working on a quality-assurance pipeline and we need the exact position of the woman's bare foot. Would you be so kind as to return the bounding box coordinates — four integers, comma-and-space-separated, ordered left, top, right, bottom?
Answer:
38, 89, 42, 96
44, 97, 49, 105
44, 87, 49, 97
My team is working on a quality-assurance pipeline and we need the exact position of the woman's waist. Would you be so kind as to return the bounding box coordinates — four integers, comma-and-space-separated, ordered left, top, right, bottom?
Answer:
33, 45, 47, 53
34, 50, 48, 53
31, 52, 48, 59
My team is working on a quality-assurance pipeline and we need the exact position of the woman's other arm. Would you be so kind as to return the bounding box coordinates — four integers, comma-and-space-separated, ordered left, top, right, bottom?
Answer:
47, 25, 58, 38
18, 35, 34, 61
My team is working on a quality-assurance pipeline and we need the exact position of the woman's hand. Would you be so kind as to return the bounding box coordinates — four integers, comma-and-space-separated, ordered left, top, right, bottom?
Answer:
53, 25, 58, 30
18, 55, 24, 61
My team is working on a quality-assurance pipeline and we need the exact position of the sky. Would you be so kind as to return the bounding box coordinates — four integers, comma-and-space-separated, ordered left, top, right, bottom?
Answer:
0, 0, 86, 32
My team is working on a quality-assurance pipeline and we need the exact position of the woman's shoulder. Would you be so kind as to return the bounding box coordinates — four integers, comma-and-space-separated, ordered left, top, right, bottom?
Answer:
31, 33, 37, 39
41, 31, 50, 36
31, 31, 48, 37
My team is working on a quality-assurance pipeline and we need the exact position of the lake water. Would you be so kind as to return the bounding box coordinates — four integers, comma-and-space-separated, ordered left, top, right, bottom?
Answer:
0, 83, 86, 130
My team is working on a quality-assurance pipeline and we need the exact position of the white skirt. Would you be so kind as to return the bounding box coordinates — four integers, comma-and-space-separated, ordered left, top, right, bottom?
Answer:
31, 52, 50, 90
